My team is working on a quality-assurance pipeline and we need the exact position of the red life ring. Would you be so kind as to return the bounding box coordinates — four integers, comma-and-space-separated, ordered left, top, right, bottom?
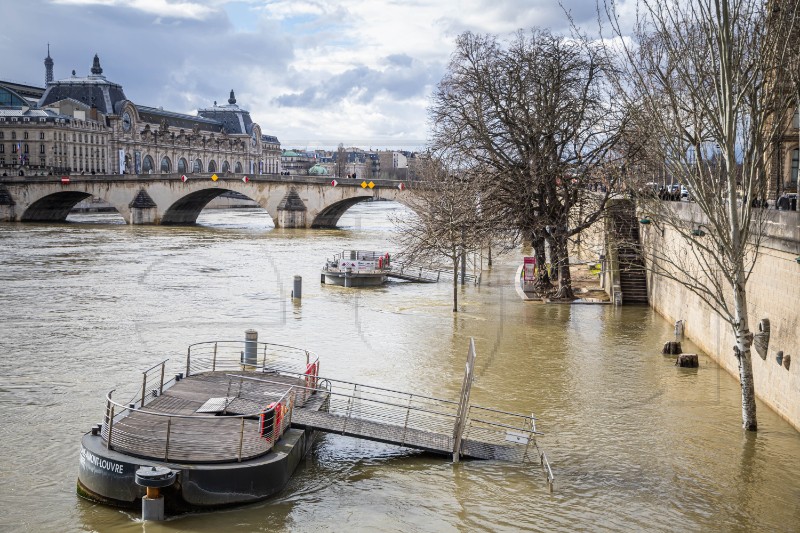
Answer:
305, 362, 318, 390
274, 402, 283, 434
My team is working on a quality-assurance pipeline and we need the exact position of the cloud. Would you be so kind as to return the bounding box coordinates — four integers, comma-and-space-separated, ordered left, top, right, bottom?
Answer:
274, 55, 438, 109
1, 0, 627, 147
51, 0, 218, 19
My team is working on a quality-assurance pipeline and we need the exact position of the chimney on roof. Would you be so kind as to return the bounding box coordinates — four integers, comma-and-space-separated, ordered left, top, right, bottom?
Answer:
91, 54, 103, 76
44, 44, 54, 85
228, 90, 236, 105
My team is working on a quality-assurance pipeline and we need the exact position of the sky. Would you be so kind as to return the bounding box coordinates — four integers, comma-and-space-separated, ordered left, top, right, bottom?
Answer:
1, 0, 611, 151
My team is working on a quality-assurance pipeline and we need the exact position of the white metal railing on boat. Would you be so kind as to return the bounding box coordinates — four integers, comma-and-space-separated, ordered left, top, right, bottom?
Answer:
102, 385, 295, 463
185, 340, 319, 378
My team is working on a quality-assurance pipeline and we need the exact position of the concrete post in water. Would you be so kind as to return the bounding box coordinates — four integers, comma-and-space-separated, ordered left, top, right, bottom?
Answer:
135, 466, 176, 521
676, 353, 698, 368
674, 320, 685, 341
244, 329, 258, 368
293, 275, 302, 299
662, 341, 682, 355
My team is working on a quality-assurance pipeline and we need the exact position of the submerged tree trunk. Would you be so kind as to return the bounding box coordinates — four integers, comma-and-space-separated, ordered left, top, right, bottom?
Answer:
452, 254, 459, 312
552, 234, 574, 300
732, 251, 757, 430
532, 231, 550, 287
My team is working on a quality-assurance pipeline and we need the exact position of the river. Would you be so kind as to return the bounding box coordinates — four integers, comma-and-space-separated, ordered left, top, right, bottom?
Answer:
1, 203, 799, 532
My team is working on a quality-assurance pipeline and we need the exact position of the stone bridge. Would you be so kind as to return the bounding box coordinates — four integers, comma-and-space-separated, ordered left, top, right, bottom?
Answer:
0, 173, 411, 228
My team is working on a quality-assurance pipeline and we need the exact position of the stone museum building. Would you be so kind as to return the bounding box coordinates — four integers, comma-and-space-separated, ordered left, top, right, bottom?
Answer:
0, 49, 281, 176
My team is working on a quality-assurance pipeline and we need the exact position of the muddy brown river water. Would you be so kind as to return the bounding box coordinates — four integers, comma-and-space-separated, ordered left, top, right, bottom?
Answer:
1, 203, 799, 532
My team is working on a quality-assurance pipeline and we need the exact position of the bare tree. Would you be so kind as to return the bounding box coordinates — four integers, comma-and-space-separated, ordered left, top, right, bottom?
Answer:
335, 143, 347, 179
604, 0, 798, 430
429, 29, 622, 299
393, 156, 489, 312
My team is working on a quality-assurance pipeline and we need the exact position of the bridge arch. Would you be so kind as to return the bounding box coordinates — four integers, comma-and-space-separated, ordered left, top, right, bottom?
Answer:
161, 187, 269, 225
310, 195, 414, 228
21, 190, 128, 223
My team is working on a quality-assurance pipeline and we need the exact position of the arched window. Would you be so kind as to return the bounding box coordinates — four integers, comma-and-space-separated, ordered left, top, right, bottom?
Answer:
142, 155, 155, 174
208, 160, 217, 173
193, 159, 203, 173
160, 156, 171, 173
234, 162, 243, 173
177, 158, 187, 174
791, 148, 799, 188
221, 160, 230, 173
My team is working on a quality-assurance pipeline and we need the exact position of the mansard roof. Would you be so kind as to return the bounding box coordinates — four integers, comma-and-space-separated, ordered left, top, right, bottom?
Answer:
136, 104, 223, 132
39, 75, 126, 115
197, 91, 253, 135
39, 55, 126, 114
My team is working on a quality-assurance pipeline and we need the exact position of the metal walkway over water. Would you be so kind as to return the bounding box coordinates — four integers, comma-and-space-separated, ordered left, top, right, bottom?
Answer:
387, 260, 481, 285
100, 338, 553, 488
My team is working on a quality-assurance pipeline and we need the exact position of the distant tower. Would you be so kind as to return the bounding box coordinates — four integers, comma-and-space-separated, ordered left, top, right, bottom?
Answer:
90, 54, 103, 76
228, 89, 236, 105
44, 44, 54, 84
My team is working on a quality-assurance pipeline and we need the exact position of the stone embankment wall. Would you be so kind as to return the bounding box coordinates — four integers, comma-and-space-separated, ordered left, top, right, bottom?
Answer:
638, 203, 800, 430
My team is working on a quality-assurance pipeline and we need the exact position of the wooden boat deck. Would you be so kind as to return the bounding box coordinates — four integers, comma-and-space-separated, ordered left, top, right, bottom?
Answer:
106, 371, 311, 463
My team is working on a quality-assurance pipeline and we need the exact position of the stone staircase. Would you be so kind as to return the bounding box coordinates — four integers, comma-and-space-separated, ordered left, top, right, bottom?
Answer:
608, 200, 649, 305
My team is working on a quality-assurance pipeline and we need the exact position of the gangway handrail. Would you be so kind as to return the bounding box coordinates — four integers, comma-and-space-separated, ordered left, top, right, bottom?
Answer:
467, 404, 539, 420
226, 373, 460, 423
465, 417, 544, 435
273, 369, 460, 406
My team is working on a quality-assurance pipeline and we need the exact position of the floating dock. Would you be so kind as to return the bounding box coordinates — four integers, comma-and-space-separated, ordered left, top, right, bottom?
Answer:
77, 333, 552, 517
321, 250, 389, 287
322, 250, 481, 286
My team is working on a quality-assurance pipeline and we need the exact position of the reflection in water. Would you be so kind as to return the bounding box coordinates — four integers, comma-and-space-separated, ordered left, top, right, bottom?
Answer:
1, 203, 800, 532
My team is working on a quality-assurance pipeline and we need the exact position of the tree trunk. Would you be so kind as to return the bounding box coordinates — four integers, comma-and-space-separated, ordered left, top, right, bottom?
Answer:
533, 231, 550, 287
552, 234, 575, 300
452, 255, 459, 312
733, 275, 758, 431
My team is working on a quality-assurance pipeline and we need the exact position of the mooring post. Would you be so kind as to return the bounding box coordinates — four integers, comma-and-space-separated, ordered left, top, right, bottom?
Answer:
293, 275, 302, 299
135, 466, 176, 521
244, 329, 258, 368
452, 338, 477, 462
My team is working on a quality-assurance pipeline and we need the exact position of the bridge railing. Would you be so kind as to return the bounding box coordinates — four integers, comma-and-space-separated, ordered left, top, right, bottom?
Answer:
0, 172, 410, 188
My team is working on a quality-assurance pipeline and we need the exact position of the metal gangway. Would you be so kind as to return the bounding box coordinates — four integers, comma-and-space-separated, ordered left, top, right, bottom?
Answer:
259, 338, 553, 489
387, 260, 481, 285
